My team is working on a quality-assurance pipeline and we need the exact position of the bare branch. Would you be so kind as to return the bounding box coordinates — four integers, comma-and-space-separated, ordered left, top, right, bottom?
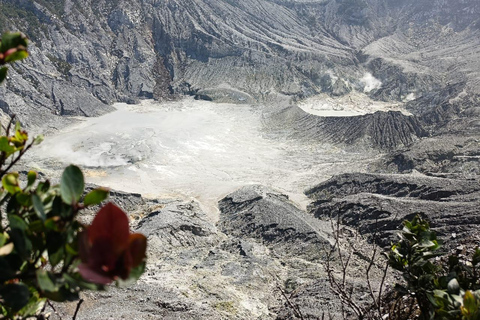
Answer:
72, 299, 84, 320
47, 300, 62, 320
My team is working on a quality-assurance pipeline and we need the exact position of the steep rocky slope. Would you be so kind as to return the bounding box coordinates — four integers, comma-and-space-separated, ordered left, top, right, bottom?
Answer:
306, 173, 480, 246
0, 0, 479, 138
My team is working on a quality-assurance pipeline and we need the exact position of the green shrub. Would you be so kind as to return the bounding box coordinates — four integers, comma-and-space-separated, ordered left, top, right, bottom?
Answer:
390, 216, 480, 319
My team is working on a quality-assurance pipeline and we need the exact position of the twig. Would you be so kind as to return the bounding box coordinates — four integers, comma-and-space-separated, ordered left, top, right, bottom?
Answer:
72, 299, 84, 320
5, 115, 15, 137
47, 300, 62, 320
325, 246, 364, 317
378, 259, 389, 312
366, 245, 378, 311
0, 139, 35, 180
277, 284, 304, 319
270, 272, 304, 320
0, 115, 16, 172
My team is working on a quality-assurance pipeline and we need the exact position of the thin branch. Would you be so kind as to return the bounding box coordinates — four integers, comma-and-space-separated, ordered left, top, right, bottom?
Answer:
325, 247, 364, 317
72, 299, 84, 320
5, 115, 15, 137
378, 259, 389, 312
276, 284, 304, 319
0, 139, 35, 180
47, 300, 62, 320
366, 245, 379, 310
0, 115, 16, 172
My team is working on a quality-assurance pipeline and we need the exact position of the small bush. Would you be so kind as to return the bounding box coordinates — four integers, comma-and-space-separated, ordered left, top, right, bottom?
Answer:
324, 213, 480, 319
389, 216, 480, 320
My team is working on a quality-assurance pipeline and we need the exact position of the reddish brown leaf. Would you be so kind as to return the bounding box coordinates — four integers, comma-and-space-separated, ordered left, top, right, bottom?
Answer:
88, 238, 118, 273
78, 231, 90, 262
127, 233, 147, 268
88, 203, 129, 254
78, 202, 147, 284
78, 263, 114, 285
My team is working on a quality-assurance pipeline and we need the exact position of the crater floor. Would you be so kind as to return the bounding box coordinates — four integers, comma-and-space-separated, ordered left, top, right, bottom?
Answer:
26, 98, 383, 220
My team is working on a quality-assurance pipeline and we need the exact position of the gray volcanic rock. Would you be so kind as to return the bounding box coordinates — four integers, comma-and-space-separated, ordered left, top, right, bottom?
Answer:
49, 185, 390, 319
379, 134, 480, 178
368, 83, 480, 177
264, 105, 427, 149
218, 185, 332, 260
194, 88, 256, 104
1, 0, 479, 136
306, 173, 480, 246
49, 188, 347, 319
1, 0, 479, 317
136, 200, 219, 265
217, 185, 390, 319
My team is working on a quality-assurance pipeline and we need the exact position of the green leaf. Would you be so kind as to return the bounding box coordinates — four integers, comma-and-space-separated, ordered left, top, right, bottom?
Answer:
28, 220, 43, 233
60, 165, 84, 205
462, 291, 479, 317
14, 128, 28, 143
0, 233, 7, 247
0, 32, 28, 52
2, 173, 21, 194
41, 286, 78, 302
36, 270, 57, 292
17, 295, 46, 318
33, 134, 44, 145
427, 292, 439, 308
27, 171, 37, 188
32, 194, 46, 221
63, 273, 104, 291
45, 217, 61, 232
473, 248, 480, 266
0, 67, 7, 84
0, 136, 15, 155
0, 257, 15, 282
61, 204, 73, 219
8, 215, 32, 258
84, 187, 109, 206
0, 283, 31, 311
47, 233, 64, 267
15, 192, 31, 207
116, 262, 146, 288
4, 49, 28, 63
65, 243, 78, 255
8, 214, 27, 231
37, 180, 51, 194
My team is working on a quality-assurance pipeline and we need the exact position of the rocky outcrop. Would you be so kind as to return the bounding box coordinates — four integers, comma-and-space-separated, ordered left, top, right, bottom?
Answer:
218, 185, 332, 260
265, 105, 427, 150
379, 134, 480, 178
306, 173, 480, 246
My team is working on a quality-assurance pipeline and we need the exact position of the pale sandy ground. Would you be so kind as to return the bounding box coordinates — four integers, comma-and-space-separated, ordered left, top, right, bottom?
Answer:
297, 91, 412, 117
26, 97, 395, 222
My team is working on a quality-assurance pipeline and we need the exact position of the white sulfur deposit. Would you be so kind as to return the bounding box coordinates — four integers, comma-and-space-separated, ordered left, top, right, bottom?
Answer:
360, 72, 383, 93
26, 98, 381, 221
